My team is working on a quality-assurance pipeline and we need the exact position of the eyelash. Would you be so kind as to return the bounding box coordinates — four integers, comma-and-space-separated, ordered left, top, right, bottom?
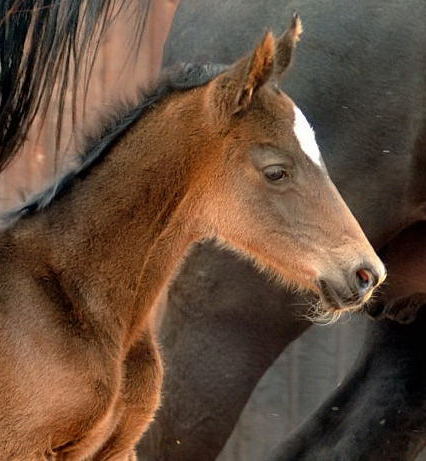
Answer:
263, 165, 289, 182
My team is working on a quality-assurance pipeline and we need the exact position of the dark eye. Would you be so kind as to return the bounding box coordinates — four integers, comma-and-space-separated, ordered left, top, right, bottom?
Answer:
263, 165, 289, 182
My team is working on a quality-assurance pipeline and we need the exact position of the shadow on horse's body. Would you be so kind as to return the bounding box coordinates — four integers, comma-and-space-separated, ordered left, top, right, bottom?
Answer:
139, 0, 426, 459
0, 17, 383, 459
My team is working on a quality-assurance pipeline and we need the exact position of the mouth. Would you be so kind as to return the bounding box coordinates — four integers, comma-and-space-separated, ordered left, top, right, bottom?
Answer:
318, 279, 364, 312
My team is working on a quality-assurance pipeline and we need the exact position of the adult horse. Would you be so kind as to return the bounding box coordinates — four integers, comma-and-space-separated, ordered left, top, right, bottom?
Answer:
139, 0, 426, 459
0, 15, 385, 459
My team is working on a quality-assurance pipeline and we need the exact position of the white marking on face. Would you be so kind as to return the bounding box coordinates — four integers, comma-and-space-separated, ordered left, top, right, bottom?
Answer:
293, 105, 323, 167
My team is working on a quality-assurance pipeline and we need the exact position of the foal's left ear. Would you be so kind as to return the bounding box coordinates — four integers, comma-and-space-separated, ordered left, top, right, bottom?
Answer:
274, 13, 303, 79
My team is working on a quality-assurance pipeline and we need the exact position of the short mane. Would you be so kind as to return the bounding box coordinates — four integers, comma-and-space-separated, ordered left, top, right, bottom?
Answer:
0, 63, 227, 230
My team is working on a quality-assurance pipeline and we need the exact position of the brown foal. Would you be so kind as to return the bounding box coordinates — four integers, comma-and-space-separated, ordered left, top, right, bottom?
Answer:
0, 16, 385, 460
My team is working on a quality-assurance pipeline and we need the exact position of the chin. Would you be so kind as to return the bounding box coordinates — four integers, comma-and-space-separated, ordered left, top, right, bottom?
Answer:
305, 299, 365, 325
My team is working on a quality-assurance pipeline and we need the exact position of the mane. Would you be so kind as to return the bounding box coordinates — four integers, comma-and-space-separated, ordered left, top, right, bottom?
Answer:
0, 63, 227, 231
0, 0, 153, 171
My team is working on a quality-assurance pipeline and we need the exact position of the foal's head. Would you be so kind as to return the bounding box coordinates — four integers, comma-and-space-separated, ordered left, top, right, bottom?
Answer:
184, 15, 386, 315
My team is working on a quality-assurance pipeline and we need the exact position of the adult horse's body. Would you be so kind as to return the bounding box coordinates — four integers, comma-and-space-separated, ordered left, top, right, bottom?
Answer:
269, 278, 426, 461
0, 17, 384, 460
139, 0, 426, 459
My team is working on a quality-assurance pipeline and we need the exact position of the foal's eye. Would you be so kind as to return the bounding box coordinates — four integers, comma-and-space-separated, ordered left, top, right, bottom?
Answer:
263, 165, 289, 182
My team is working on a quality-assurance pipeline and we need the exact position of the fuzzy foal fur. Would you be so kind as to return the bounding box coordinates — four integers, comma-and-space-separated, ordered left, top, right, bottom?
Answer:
0, 17, 383, 460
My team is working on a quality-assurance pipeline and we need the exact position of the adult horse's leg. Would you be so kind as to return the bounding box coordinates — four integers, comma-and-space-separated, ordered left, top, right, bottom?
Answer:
138, 242, 310, 461
268, 223, 426, 460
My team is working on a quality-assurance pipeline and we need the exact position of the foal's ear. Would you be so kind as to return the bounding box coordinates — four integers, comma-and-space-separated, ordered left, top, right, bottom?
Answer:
233, 32, 276, 113
214, 31, 276, 115
274, 13, 303, 79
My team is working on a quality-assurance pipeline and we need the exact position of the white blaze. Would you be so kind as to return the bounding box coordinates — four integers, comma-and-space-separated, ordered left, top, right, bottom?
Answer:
293, 106, 322, 167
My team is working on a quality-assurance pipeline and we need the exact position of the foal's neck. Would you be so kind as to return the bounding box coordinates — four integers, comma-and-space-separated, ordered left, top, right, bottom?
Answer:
15, 89, 209, 348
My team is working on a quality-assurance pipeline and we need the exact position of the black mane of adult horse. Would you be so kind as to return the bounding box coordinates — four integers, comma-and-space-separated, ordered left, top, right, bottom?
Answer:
139, 0, 426, 459
0, 0, 151, 170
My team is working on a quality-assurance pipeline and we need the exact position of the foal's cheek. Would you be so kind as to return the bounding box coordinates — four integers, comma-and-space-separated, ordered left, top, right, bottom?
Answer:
269, 187, 299, 220
229, 165, 263, 206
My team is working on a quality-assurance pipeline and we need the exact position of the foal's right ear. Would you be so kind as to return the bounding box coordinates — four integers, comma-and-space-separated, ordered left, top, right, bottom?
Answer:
210, 31, 276, 117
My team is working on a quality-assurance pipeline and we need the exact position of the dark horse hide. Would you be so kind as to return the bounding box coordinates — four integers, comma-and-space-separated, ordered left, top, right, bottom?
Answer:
0, 0, 151, 170
269, 286, 426, 461
138, 0, 426, 460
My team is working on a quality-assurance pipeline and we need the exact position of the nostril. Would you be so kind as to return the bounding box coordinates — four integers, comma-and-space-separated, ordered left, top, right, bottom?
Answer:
355, 268, 375, 292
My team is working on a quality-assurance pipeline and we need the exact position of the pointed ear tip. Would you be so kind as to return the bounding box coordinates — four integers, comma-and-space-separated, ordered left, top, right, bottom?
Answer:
261, 30, 276, 51
255, 30, 276, 62
291, 13, 304, 40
